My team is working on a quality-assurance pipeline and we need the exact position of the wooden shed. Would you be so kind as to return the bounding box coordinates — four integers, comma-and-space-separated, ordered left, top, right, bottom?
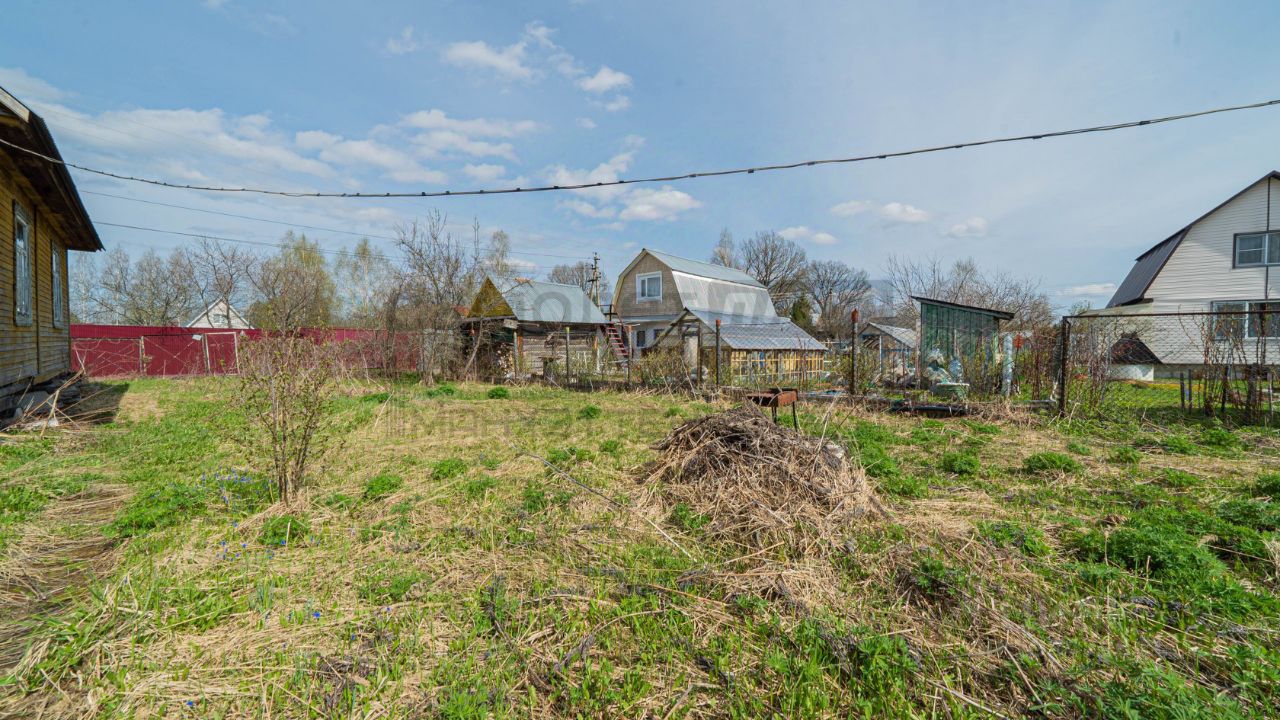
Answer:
465, 277, 609, 377
1, 85, 102, 412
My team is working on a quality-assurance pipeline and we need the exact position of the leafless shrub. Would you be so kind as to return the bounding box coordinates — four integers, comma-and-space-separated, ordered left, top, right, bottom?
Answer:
236, 336, 343, 503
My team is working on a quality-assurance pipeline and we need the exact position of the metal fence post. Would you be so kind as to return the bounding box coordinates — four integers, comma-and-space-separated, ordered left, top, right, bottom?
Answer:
565, 327, 571, 384
848, 309, 860, 396
1056, 316, 1071, 417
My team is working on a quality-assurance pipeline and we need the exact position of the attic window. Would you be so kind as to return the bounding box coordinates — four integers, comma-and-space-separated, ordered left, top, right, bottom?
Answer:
1235, 232, 1280, 267
637, 272, 662, 301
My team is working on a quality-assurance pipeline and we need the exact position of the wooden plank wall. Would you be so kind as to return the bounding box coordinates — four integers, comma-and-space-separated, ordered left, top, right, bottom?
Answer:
0, 150, 72, 393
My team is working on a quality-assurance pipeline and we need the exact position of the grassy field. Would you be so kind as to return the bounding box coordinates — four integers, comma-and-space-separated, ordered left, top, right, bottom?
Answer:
1, 377, 1278, 718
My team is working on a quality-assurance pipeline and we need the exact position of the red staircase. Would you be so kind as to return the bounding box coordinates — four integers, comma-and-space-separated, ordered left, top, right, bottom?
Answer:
601, 322, 631, 364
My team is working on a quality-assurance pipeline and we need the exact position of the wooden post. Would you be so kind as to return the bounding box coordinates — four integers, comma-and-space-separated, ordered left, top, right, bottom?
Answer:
714, 319, 721, 387
849, 309, 860, 396
203, 335, 212, 374
138, 337, 145, 375
1057, 316, 1071, 417
565, 327, 571, 383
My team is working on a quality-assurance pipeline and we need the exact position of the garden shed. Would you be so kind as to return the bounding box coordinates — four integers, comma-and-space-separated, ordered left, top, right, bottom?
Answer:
465, 277, 607, 378
913, 296, 1014, 392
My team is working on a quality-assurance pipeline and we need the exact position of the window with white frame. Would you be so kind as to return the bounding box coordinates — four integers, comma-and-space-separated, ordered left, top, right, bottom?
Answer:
637, 272, 662, 301
1211, 300, 1280, 338
51, 247, 64, 328
1235, 232, 1280, 267
13, 202, 32, 325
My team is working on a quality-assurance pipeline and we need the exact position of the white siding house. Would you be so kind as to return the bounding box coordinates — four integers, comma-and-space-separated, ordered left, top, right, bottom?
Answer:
1103, 172, 1280, 369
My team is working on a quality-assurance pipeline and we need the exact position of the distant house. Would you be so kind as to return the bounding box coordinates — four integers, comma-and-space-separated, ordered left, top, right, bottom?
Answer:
613, 249, 825, 383
184, 299, 253, 330
1100, 171, 1280, 369
466, 276, 608, 376
1, 85, 103, 411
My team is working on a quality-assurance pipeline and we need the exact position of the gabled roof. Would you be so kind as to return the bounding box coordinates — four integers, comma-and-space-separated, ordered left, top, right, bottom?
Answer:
471, 276, 606, 325
685, 309, 826, 351
619, 248, 764, 289
1107, 171, 1280, 307
184, 299, 252, 329
862, 321, 918, 348
0, 85, 102, 252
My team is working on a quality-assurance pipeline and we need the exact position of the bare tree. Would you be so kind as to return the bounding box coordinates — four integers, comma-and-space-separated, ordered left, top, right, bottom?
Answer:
482, 229, 518, 285
187, 237, 258, 328
84, 246, 195, 325
333, 237, 393, 328
882, 255, 1053, 330
709, 228, 739, 268
546, 260, 610, 300
739, 231, 808, 310
806, 259, 872, 339
248, 232, 337, 330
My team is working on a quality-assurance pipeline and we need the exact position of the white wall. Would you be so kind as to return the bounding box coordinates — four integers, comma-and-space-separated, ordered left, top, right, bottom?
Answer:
1146, 177, 1276, 306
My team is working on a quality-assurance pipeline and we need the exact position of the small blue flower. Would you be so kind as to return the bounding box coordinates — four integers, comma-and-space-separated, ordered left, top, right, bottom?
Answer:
312, 611, 321, 620
280, 539, 287, 546
185, 700, 194, 708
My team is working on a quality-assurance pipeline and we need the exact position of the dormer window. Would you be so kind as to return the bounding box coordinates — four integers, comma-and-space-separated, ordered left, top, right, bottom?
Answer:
637, 272, 662, 301
1235, 232, 1280, 267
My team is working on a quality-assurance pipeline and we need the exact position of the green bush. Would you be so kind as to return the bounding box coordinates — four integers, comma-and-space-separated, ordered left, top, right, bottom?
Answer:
880, 474, 930, 498
663, 407, 683, 418
363, 473, 404, 501
1252, 473, 1280, 498
669, 502, 710, 532
1070, 523, 1220, 582
320, 492, 357, 512
522, 482, 549, 513
486, 386, 510, 400
940, 452, 980, 476
359, 568, 422, 604
432, 458, 468, 481
905, 550, 968, 602
577, 405, 602, 420
1024, 452, 1082, 474
462, 475, 498, 501
359, 391, 390, 404
1065, 441, 1092, 456
1109, 446, 1142, 465
425, 383, 457, 398
1158, 468, 1199, 488
259, 514, 309, 546
1216, 498, 1280, 532
1160, 435, 1197, 455
109, 482, 207, 537
599, 439, 622, 454
977, 520, 1050, 557
0, 485, 47, 517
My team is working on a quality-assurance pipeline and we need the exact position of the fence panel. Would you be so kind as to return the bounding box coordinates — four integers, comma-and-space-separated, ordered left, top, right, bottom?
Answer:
1062, 310, 1279, 425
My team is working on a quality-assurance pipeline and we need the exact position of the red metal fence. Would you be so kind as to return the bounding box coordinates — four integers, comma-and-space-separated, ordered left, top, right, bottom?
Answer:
71, 324, 422, 377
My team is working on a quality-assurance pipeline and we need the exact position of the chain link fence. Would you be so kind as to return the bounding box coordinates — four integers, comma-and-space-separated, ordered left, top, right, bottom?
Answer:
1060, 309, 1279, 426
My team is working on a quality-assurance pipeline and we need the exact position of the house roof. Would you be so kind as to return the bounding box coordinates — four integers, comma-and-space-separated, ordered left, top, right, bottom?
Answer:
0, 85, 102, 252
183, 299, 251, 329
669, 272, 777, 318
911, 295, 1014, 320
483, 277, 606, 325
1109, 336, 1162, 365
686, 309, 826, 351
1107, 171, 1280, 307
862, 322, 918, 348
621, 248, 764, 288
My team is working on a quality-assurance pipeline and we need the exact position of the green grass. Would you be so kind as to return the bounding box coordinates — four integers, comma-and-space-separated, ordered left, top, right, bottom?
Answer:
2, 377, 1278, 719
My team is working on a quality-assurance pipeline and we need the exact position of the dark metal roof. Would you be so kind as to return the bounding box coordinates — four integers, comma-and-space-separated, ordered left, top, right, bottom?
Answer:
1109, 335, 1162, 365
1106, 171, 1280, 307
910, 295, 1014, 320
0, 85, 103, 252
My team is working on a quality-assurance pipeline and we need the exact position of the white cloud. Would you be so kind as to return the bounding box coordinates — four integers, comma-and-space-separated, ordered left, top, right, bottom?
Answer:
945, 217, 988, 238
619, 186, 701, 221
560, 198, 616, 218
577, 66, 631, 94
385, 26, 420, 55
831, 199, 929, 224
399, 109, 536, 137
576, 117, 597, 130
295, 131, 446, 184
410, 131, 517, 160
830, 200, 874, 217
1058, 282, 1117, 297
601, 95, 631, 113
203, 0, 229, 8
544, 142, 638, 201
778, 226, 839, 245
252, 13, 297, 37
463, 163, 506, 183
0, 67, 69, 105
441, 40, 532, 80
879, 202, 930, 223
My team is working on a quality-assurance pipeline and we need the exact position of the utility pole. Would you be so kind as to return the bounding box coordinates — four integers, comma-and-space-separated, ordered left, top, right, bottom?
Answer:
589, 252, 602, 306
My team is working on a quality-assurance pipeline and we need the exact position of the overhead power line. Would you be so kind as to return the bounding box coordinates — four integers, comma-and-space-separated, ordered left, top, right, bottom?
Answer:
81, 189, 603, 261
93, 220, 566, 271
5, 97, 1280, 198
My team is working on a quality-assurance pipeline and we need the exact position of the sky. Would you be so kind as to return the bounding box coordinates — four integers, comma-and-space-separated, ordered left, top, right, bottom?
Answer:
4, 0, 1280, 310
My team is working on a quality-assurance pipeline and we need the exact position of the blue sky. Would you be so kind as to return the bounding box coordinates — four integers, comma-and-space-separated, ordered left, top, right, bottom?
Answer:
4, 0, 1280, 308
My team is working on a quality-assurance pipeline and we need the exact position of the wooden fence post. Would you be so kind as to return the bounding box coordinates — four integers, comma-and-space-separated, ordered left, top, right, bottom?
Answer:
714, 319, 721, 387
1057, 316, 1071, 417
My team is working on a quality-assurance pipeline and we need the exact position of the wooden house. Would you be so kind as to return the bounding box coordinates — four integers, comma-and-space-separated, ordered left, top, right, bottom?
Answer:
1, 85, 102, 412
613, 249, 826, 385
466, 277, 609, 377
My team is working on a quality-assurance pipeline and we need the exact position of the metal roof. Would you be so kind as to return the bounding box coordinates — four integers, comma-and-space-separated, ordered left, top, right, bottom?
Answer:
669, 272, 777, 317
911, 296, 1014, 320
1107, 172, 1280, 307
499, 278, 606, 325
687, 309, 826, 351
862, 322, 918, 348
642, 249, 764, 288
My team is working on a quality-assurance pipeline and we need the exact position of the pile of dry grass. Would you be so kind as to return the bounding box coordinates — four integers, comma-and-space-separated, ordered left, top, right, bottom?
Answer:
643, 403, 880, 552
